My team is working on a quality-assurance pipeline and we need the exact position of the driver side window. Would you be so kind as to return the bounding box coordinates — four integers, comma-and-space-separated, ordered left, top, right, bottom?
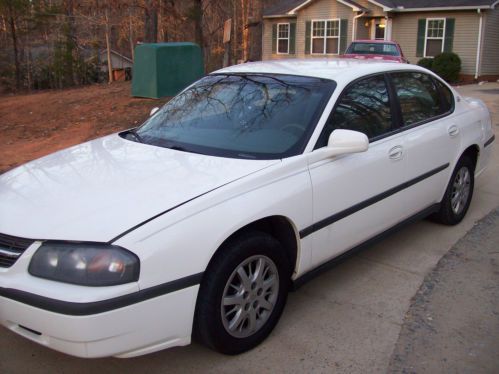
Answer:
315, 74, 392, 148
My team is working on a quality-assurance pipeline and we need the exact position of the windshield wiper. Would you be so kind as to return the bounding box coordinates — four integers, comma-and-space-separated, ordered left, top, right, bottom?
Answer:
127, 128, 144, 143
237, 153, 257, 159
169, 145, 188, 152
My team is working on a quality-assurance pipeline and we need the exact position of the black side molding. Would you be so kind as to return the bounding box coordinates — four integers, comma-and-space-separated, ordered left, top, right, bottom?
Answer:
109, 185, 224, 243
300, 164, 449, 238
292, 203, 441, 290
484, 134, 495, 148
0, 272, 203, 316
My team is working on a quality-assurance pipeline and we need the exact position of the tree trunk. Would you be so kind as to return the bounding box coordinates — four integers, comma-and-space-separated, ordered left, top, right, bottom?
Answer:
7, 6, 20, 90
193, 0, 203, 49
144, 0, 158, 43
105, 8, 113, 83
157, 0, 163, 41
248, 0, 262, 61
232, 1, 237, 64
185, 0, 204, 71
129, 7, 134, 61
241, 0, 249, 62
25, 21, 31, 91
65, 0, 77, 85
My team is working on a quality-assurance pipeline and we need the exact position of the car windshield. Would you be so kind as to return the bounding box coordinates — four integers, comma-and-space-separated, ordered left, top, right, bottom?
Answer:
131, 74, 335, 159
346, 42, 400, 56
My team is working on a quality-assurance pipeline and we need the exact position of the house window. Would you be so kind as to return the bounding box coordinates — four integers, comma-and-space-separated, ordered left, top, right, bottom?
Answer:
312, 20, 340, 54
425, 18, 445, 57
277, 23, 290, 54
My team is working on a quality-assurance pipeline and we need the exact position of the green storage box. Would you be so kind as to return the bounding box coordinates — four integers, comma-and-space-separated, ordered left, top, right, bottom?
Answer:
132, 42, 204, 98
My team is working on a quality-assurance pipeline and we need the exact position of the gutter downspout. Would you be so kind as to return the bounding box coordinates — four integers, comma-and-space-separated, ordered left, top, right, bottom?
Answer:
353, 11, 367, 41
475, 9, 483, 80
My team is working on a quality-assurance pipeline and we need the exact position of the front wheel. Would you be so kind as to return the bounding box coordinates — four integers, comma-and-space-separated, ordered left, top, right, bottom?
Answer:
194, 231, 290, 354
433, 156, 475, 225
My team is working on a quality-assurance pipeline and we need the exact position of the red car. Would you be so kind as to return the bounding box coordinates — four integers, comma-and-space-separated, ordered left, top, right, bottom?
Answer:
342, 40, 409, 63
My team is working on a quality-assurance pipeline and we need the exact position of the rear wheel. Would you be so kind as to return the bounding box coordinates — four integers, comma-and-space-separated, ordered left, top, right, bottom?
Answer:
194, 231, 290, 354
433, 156, 474, 225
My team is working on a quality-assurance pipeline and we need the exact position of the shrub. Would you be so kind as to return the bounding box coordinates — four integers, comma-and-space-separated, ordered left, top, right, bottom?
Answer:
417, 57, 434, 70
431, 52, 462, 83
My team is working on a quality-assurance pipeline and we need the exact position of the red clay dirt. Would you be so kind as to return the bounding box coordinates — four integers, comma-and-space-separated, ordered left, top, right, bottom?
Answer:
0, 82, 168, 173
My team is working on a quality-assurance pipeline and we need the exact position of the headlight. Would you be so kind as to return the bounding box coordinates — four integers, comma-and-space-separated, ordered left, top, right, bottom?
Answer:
29, 242, 140, 286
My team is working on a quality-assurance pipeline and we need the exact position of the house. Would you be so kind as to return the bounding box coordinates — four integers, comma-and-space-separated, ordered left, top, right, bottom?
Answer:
97, 49, 133, 81
262, 0, 499, 81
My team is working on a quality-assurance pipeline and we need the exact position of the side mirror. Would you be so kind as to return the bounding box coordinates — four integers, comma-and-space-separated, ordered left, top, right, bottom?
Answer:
308, 129, 368, 163
327, 129, 369, 156
150, 107, 160, 116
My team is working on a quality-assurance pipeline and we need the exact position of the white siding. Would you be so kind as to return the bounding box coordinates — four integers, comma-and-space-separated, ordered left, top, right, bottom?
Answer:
263, 0, 354, 60
481, 8, 499, 76
391, 11, 480, 75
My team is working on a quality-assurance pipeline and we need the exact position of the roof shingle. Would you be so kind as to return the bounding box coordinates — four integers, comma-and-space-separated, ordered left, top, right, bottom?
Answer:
264, 0, 498, 16
263, 0, 368, 17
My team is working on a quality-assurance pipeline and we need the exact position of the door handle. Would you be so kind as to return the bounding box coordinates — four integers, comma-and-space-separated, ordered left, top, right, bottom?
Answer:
388, 145, 403, 160
448, 125, 459, 137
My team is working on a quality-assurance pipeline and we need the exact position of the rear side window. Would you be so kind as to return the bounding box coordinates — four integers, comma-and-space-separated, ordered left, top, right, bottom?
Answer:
315, 74, 392, 148
391, 72, 443, 126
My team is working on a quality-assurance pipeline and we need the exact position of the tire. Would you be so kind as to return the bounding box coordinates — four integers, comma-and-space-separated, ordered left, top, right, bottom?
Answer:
194, 230, 291, 355
433, 155, 475, 225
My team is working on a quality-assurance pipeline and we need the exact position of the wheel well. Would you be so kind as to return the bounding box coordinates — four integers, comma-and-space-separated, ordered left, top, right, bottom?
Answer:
461, 145, 479, 170
213, 216, 299, 275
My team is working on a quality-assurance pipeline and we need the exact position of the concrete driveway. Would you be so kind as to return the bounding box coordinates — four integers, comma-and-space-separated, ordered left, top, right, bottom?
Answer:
388, 208, 499, 373
1, 83, 498, 374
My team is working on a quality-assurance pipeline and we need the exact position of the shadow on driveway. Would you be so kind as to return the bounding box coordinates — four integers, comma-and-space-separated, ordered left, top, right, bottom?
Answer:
389, 209, 499, 373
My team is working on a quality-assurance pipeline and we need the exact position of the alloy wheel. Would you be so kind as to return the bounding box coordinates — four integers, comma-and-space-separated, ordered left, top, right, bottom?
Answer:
450, 166, 471, 215
221, 255, 279, 338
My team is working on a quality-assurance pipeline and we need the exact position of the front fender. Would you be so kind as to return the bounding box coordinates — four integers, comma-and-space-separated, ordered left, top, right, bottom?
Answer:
114, 156, 313, 290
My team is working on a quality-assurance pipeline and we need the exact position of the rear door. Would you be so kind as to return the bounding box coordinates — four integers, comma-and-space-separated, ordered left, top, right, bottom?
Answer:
388, 72, 459, 215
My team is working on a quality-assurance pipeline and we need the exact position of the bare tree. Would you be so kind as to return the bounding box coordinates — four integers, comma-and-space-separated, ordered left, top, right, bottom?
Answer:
143, 0, 157, 43
0, 0, 279, 92
0, 0, 28, 89
104, 6, 113, 83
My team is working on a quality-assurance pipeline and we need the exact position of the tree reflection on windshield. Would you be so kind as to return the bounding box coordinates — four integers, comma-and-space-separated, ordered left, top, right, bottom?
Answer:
134, 74, 335, 159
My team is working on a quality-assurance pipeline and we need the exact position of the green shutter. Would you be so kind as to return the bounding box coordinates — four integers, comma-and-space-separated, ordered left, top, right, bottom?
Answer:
444, 18, 455, 52
289, 23, 296, 54
416, 19, 426, 57
272, 24, 277, 54
340, 19, 348, 54
305, 21, 311, 54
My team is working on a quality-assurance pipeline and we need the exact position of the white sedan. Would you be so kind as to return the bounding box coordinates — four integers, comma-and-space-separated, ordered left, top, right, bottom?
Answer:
0, 60, 494, 358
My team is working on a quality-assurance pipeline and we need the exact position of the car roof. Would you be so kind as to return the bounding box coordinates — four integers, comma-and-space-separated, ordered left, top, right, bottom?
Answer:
213, 58, 424, 84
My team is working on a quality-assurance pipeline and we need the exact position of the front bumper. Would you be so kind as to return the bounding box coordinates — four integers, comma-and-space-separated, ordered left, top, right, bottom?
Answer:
0, 284, 199, 358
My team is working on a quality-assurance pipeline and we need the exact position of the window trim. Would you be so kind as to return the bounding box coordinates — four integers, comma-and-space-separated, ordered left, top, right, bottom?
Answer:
313, 72, 397, 150
310, 19, 341, 55
312, 70, 456, 150
386, 71, 455, 137
434, 77, 456, 114
277, 23, 290, 55
424, 18, 446, 58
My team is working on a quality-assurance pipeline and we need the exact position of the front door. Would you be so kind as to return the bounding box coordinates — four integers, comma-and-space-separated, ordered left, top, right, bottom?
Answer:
306, 74, 408, 268
373, 19, 386, 40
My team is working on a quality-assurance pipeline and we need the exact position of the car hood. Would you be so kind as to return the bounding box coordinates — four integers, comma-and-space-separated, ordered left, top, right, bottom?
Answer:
0, 134, 278, 242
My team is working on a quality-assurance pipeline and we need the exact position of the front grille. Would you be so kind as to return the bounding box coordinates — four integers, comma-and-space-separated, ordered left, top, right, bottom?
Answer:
0, 233, 35, 268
